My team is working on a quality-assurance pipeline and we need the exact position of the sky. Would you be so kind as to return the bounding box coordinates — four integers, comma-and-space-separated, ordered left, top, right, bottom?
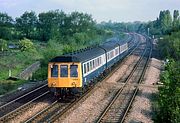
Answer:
0, 0, 180, 22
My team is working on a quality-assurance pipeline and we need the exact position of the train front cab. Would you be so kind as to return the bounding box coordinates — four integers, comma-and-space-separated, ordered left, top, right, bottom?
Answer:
48, 62, 83, 96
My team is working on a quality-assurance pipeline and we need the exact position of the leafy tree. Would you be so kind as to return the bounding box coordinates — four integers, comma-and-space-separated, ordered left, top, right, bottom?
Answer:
16, 11, 38, 39
38, 10, 66, 41
19, 38, 35, 52
0, 39, 8, 51
158, 31, 180, 60
172, 10, 180, 31
69, 12, 95, 33
159, 10, 172, 32
0, 12, 13, 40
0, 12, 13, 26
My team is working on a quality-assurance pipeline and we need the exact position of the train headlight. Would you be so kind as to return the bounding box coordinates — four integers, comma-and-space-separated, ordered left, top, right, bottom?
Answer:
71, 82, 76, 87
51, 82, 56, 87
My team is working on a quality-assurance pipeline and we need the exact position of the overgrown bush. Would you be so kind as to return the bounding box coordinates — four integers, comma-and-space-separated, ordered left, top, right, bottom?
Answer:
158, 31, 180, 60
19, 38, 35, 52
156, 60, 180, 123
0, 80, 25, 95
0, 39, 8, 51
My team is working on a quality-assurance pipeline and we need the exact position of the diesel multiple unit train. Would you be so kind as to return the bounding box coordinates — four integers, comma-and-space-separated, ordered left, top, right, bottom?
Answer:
48, 33, 139, 96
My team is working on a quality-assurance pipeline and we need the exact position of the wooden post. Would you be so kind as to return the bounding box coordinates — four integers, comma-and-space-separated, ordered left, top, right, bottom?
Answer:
9, 69, 11, 77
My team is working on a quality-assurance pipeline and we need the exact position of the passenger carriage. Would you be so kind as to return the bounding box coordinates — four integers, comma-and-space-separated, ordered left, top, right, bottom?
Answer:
48, 33, 137, 96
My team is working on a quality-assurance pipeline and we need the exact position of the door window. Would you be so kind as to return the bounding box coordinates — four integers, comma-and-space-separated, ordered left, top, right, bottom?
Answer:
70, 65, 78, 77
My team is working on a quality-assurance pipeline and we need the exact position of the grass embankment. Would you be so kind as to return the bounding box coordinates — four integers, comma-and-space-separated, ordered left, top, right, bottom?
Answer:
0, 41, 43, 95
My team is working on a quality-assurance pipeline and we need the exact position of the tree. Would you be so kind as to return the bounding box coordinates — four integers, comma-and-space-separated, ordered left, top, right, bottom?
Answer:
0, 12, 13, 40
38, 10, 66, 41
19, 38, 34, 52
0, 39, 7, 51
69, 12, 95, 33
159, 10, 172, 33
0, 12, 13, 27
16, 11, 38, 39
173, 10, 180, 30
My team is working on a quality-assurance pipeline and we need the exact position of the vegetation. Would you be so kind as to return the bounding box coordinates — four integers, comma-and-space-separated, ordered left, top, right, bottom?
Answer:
1, 9, 179, 122
143, 10, 180, 123
0, 39, 8, 51
0, 10, 121, 94
156, 60, 180, 123
155, 31, 180, 123
158, 31, 180, 60
19, 38, 35, 52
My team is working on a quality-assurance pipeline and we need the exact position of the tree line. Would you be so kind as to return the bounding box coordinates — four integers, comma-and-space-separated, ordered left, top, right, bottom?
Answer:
137, 10, 180, 37
0, 10, 107, 43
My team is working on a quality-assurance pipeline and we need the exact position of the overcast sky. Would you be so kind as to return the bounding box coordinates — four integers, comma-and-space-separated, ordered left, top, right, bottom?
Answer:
0, 0, 180, 22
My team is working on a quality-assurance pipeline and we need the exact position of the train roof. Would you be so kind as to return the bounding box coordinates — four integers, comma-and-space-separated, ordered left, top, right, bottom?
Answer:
99, 41, 119, 52
50, 47, 105, 63
50, 56, 80, 62
50, 34, 133, 63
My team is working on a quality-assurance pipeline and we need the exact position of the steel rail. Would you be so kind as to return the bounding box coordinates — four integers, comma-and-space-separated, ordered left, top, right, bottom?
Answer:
0, 83, 47, 109
24, 100, 59, 123
120, 39, 153, 123
96, 36, 149, 123
0, 91, 50, 122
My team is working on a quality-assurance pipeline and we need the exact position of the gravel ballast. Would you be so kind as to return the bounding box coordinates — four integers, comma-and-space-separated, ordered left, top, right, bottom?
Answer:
55, 54, 140, 123
124, 58, 163, 123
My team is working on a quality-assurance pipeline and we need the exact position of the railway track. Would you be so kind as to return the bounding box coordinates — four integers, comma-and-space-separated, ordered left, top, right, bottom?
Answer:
0, 34, 143, 123
120, 42, 152, 123
96, 38, 152, 123
24, 35, 142, 123
0, 84, 49, 122
0, 81, 46, 106
24, 88, 93, 123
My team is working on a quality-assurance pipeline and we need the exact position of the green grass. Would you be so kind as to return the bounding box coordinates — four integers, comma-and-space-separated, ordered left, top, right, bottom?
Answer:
0, 50, 41, 80
0, 79, 27, 95
0, 41, 43, 95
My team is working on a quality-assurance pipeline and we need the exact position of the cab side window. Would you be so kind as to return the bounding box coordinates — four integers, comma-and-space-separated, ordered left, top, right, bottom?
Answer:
51, 65, 58, 77
60, 65, 68, 77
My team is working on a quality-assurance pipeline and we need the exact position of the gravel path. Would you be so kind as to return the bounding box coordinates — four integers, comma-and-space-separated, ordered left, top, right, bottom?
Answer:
124, 58, 163, 123
55, 54, 140, 123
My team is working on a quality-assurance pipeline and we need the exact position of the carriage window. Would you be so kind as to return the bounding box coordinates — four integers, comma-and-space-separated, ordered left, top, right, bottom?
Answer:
51, 65, 58, 77
84, 64, 87, 74
116, 48, 119, 55
95, 59, 97, 67
99, 57, 101, 65
90, 61, 92, 70
70, 65, 78, 77
93, 60, 95, 68
60, 65, 68, 77
87, 62, 90, 72
97, 58, 100, 66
